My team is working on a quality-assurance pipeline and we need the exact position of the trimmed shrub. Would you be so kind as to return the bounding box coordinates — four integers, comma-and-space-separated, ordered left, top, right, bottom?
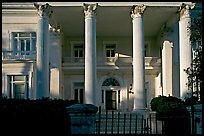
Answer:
150, 96, 190, 135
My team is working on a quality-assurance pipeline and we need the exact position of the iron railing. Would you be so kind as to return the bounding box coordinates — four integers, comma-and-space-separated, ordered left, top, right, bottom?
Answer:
2, 51, 36, 60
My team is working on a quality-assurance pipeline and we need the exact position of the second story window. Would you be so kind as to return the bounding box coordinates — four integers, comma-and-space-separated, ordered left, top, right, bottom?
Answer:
13, 32, 36, 55
74, 44, 84, 58
71, 42, 84, 63
106, 44, 116, 57
104, 42, 117, 63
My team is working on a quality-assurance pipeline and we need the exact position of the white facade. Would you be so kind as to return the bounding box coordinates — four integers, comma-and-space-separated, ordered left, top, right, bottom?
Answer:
2, 2, 202, 112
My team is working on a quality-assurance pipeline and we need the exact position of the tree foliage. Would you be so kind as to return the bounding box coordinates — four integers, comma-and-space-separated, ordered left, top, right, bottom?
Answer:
184, 13, 202, 104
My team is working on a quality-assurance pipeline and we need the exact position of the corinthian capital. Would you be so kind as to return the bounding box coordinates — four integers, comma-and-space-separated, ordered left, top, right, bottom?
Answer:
83, 3, 98, 18
179, 3, 195, 20
131, 4, 146, 18
35, 3, 53, 18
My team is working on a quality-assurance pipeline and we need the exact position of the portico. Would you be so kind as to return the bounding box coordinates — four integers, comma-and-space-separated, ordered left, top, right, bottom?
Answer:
2, 2, 199, 112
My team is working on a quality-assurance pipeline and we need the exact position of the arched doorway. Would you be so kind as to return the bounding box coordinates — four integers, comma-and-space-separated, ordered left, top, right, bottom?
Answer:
102, 78, 120, 110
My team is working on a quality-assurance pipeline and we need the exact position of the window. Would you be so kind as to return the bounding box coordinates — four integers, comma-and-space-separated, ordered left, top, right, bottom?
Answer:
74, 44, 84, 58
73, 82, 84, 103
104, 42, 117, 63
102, 78, 120, 86
13, 32, 36, 55
106, 44, 116, 57
8, 75, 29, 99
72, 42, 84, 63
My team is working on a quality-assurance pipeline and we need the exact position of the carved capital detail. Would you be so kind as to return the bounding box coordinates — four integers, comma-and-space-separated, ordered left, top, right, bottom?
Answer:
35, 3, 53, 18
179, 3, 195, 20
131, 4, 146, 18
83, 3, 98, 18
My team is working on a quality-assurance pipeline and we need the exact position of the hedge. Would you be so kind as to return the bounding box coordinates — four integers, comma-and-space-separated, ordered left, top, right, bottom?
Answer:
0, 97, 78, 135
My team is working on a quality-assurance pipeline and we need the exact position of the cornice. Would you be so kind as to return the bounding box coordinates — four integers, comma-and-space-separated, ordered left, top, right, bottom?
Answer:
2, 2, 37, 14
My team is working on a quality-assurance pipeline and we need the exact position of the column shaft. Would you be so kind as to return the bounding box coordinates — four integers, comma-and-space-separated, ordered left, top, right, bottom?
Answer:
131, 5, 146, 111
36, 4, 50, 99
84, 3, 97, 104
162, 41, 173, 96
179, 5, 193, 99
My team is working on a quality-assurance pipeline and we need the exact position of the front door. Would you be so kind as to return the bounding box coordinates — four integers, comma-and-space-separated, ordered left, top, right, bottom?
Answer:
106, 90, 116, 110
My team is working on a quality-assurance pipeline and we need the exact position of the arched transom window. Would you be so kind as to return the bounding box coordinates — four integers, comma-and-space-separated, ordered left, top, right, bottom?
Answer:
102, 78, 120, 86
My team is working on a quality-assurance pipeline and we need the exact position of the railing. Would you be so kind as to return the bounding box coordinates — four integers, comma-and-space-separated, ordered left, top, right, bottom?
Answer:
95, 106, 163, 134
62, 56, 161, 67
2, 51, 36, 60
95, 106, 192, 135
62, 57, 84, 63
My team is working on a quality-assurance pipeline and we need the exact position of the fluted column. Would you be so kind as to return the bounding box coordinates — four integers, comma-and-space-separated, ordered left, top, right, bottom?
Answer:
83, 3, 98, 104
179, 3, 194, 100
131, 5, 146, 112
35, 4, 51, 99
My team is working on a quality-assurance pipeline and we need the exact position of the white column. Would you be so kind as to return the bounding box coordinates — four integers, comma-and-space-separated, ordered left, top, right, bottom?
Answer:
179, 4, 194, 100
162, 41, 173, 96
35, 4, 51, 99
83, 3, 98, 104
131, 5, 146, 112
49, 28, 62, 99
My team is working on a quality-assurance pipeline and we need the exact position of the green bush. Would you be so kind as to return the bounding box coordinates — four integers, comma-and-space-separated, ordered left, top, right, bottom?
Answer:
150, 96, 190, 135
150, 95, 188, 117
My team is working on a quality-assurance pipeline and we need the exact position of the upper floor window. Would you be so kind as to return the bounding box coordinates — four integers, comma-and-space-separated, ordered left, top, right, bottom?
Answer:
104, 41, 117, 63
13, 32, 36, 55
106, 44, 116, 57
71, 41, 84, 63
74, 43, 84, 58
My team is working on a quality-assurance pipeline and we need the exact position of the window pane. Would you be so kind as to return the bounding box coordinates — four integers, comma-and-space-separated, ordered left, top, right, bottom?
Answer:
32, 38, 36, 51
79, 89, 83, 104
31, 32, 36, 37
13, 33, 18, 37
14, 84, 25, 99
74, 50, 78, 57
106, 44, 115, 48
74, 89, 78, 101
20, 40, 25, 51
26, 40, 30, 51
14, 75, 24, 81
111, 50, 115, 57
74, 82, 84, 87
14, 39, 18, 51
79, 50, 83, 57
106, 50, 110, 57
74, 44, 83, 49
19, 33, 30, 37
